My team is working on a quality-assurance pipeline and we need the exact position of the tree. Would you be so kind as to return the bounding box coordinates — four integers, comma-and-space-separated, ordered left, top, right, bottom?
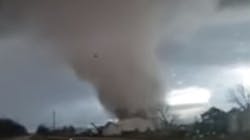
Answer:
91, 122, 102, 135
228, 84, 250, 110
199, 107, 228, 135
158, 105, 169, 125
0, 118, 28, 137
154, 104, 178, 128
36, 125, 50, 135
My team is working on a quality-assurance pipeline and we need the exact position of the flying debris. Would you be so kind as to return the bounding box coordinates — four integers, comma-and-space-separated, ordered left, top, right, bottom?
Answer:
93, 53, 99, 59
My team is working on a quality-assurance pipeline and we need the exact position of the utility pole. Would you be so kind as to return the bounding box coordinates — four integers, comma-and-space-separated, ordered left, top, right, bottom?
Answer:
53, 110, 56, 130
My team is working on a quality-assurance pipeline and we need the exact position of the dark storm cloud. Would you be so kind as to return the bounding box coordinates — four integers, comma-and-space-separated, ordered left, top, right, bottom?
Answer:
155, 0, 250, 116
0, 0, 167, 128
158, 22, 250, 66
0, 36, 111, 130
1, 0, 250, 130
0, 0, 165, 117
219, 0, 250, 9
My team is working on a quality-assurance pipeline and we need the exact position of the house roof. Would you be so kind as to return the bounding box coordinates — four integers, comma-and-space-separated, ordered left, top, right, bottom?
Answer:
201, 107, 226, 117
103, 122, 118, 128
228, 108, 241, 114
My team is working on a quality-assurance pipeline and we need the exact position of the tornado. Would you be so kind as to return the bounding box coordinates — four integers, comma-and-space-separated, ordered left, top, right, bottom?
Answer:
1, 0, 249, 119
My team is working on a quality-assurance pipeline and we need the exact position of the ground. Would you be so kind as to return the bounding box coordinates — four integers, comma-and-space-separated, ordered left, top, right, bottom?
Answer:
6, 135, 250, 140
7, 136, 141, 140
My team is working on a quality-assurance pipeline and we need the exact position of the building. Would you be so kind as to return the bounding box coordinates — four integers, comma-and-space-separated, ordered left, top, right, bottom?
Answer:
227, 108, 241, 133
102, 122, 121, 136
102, 117, 156, 136
228, 108, 250, 133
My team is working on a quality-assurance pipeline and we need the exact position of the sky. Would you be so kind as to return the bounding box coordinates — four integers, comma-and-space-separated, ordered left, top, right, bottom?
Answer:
159, 21, 250, 122
1, 0, 250, 131
0, 34, 112, 131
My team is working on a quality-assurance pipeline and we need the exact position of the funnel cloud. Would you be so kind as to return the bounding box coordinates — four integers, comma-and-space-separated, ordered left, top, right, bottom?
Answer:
1, 0, 164, 117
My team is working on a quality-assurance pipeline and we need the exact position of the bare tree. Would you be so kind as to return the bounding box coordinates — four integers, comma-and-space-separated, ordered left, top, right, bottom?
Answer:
158, 105, 169, 126
90, 122, 102, 135
154, 104, 178, 127
228, 84, 250, 110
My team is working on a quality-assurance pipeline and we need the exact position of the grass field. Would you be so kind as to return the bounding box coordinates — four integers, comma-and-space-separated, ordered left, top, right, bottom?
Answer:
6, 134, 250, 140
8, 136, 142, 140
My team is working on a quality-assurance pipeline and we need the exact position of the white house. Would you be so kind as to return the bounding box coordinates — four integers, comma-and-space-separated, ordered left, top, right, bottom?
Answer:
102, 117, 156, 136
102, 122, 121, 136
118, 117, 155, 132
